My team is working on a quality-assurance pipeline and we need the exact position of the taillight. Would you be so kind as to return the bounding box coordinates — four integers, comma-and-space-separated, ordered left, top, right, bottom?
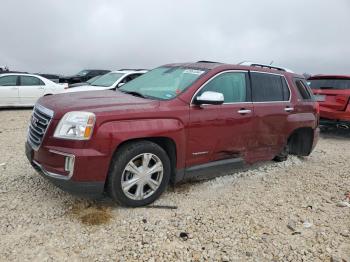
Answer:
316, 102, 320, 114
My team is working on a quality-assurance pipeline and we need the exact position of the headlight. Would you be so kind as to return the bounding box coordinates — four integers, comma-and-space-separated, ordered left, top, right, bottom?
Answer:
54, 111, 95, 140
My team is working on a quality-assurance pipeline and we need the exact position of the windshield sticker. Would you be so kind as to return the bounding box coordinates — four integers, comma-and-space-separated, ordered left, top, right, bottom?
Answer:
183, 69, 205, 75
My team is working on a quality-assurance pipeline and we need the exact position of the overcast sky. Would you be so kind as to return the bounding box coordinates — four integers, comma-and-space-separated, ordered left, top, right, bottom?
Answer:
0, 0, 349, 75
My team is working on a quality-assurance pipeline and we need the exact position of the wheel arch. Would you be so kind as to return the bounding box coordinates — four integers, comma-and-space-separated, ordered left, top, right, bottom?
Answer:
287, 127, 315, 156
106, 136, 178, 188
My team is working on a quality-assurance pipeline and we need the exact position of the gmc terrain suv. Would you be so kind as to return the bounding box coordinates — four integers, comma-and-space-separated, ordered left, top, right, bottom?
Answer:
25, 61, 319, 207
308, 74, 350, 128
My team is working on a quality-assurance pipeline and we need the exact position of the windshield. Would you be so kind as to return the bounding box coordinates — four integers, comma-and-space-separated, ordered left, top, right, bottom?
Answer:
309, 79, 350, 90
76, 70, 89, 76
119, 66, 207, 100
90, 72, 124, 87
87, 75, 101, 84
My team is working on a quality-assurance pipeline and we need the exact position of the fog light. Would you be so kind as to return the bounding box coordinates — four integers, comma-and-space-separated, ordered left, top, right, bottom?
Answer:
64, 156, 75, 173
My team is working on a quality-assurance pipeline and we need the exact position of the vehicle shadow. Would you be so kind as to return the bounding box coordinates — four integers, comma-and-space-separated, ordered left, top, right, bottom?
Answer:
320, 126, 350, 140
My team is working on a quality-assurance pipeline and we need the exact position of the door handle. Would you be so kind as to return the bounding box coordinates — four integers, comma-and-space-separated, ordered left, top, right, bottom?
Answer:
10, 87, 18, 90
285, 107, 294, 112
238, 109, 252, 115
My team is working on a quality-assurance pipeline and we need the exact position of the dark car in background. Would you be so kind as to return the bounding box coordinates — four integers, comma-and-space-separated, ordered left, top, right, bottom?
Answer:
308, 75, 350, 128
60, 69, 110, 84
68, 75, 102, 88
38, 74, 62, 83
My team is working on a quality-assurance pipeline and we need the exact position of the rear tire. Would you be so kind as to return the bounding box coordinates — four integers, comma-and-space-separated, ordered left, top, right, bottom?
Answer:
107, 141, 171, 207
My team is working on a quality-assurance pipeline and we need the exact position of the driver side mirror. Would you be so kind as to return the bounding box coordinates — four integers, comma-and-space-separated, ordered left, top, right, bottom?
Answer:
194, 91, 224, 105
117, 82, 125, 88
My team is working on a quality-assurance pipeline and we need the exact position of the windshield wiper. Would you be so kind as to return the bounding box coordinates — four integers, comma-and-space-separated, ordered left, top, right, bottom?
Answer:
119, 90, 147, 98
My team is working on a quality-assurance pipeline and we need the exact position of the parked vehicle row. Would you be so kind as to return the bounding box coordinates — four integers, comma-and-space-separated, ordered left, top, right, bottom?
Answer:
308, 75, 350, 128
25, 61, 320, 207
0, 73, 66, 107
0, 69, 147, 107
59, 69, 111, 85
64, 69, 147, 93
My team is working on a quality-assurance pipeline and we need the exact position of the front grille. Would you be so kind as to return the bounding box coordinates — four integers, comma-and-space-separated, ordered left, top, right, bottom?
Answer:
28, 104, 54, 150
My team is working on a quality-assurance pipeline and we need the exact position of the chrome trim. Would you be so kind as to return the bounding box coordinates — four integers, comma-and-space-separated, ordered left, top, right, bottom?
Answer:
35, 103, 54, 118
192, 151, 209, 156
238, 61, 294, 73
190, 70, 293, 106
237, 109, 252, 114
49, 150, 75, 179
191, 70, 249, 105
27, 104, 54, 151
284, 107, 294, 112
33, 160, 73, 180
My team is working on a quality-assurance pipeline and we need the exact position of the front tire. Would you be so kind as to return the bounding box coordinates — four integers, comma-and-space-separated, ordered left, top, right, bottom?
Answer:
107, 141, 171, 207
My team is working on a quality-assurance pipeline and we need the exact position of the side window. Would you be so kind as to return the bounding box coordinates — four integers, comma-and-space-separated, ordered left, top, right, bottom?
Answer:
0, 75, 17, 86
197, 72, 248, 103
251, 73, 288, 102
294, 79, 312, 100
121, 75, 132, 84
20, 76, 45, 86
129, 74, 142, 80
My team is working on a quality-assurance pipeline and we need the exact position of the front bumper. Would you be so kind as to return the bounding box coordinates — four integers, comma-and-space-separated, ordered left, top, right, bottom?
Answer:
25, 142, 105, 196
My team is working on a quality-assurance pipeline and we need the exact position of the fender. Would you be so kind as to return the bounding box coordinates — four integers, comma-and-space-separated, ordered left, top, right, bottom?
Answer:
286, 112, 318, 132
97, 118, 187, 169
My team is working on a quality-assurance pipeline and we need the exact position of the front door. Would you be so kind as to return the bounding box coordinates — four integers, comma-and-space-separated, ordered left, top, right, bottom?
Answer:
186, 71, 254, 167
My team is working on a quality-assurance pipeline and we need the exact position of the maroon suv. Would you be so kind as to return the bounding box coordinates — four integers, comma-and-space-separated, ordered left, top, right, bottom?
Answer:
25, 61, 319, 207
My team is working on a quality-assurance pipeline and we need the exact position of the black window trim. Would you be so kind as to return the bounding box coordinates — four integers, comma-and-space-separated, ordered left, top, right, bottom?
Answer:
249, 71, 292, 103
293, 78, 314, 101
190, 70, 252, 105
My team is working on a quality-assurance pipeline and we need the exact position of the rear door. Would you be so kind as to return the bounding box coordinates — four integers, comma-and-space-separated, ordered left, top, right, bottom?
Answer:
250, 72, 292, 161
0, 75, 19, 106
309, 78, 350, 111
19, 76, 46, 105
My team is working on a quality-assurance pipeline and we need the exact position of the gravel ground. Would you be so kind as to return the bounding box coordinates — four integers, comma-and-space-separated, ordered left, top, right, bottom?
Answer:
0, 109, 349, 262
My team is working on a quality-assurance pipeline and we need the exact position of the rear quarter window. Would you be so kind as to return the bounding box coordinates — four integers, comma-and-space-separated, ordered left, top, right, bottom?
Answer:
294, 79, 314, 101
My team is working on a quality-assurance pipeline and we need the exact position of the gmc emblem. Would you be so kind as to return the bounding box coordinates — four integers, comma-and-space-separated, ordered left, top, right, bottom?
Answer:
31, 116, 39, 127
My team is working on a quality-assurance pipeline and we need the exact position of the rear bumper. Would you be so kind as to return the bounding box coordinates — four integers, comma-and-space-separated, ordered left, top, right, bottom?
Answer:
319, 104, 350, 122
25, 142, 105, 196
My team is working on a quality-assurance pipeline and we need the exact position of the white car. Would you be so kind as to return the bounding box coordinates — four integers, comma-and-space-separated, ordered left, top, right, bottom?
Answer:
63, 69, 147, 93
0, 73, 66, 107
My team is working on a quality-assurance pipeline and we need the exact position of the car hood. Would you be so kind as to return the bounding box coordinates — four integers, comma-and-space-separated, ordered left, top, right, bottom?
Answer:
37, 90, 160, 120
62, 85, 111, 93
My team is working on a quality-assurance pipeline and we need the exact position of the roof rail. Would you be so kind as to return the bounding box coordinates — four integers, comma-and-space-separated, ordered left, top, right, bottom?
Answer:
118, 68, 148, 71
238, 61, 294, 73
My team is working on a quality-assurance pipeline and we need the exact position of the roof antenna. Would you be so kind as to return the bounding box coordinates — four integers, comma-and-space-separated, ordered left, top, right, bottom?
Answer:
269, 60, 274, 65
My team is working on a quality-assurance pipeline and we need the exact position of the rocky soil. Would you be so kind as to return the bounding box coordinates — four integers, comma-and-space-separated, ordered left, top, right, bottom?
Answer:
0, 109, 349, 261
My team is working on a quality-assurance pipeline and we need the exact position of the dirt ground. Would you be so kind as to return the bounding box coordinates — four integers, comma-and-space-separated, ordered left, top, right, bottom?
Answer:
0, 109, 349, 261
